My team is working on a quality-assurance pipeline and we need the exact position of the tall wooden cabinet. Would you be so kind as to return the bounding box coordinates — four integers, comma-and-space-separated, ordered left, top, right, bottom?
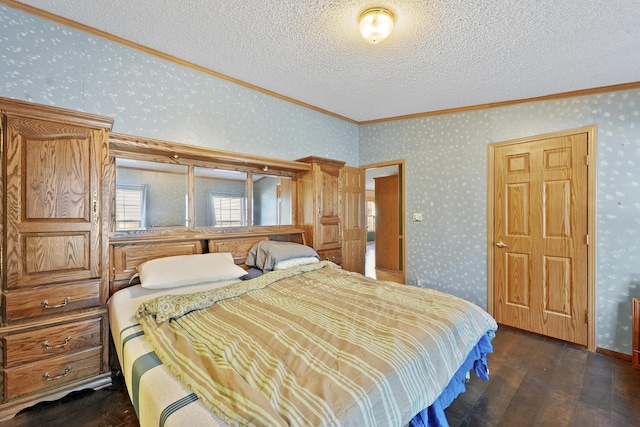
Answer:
0, 98, 113, 420
297, 156, 345, 265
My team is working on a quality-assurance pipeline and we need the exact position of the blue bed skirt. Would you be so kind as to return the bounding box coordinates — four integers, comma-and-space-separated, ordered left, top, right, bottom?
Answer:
410, 333, 494, 427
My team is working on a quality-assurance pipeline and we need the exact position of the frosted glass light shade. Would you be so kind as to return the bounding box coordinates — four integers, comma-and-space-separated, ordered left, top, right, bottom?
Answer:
359, 8, 394, 44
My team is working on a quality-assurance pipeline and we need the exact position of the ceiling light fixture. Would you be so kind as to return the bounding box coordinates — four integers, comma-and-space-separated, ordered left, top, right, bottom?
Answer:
359, 8, 394, 44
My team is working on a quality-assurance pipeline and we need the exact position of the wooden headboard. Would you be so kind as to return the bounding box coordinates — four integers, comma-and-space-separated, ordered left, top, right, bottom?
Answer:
109, 230, 306, 295
207, 231, 305, 266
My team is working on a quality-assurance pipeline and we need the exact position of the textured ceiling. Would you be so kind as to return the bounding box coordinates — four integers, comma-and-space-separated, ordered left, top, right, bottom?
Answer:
13, 0, 640, 122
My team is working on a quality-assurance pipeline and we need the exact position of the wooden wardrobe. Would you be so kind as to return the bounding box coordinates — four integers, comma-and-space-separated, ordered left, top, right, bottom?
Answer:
0, 97, 113, 420
296, 156, 345, 265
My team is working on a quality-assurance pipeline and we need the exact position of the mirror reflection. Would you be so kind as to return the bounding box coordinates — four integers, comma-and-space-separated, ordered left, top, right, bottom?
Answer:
252, 174, 292, 226
194, 168, 248, 228
115, 158, 188, 230
114, 158, 295, 231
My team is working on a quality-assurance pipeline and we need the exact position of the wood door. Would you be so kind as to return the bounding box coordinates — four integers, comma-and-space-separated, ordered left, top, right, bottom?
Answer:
375, 175, 399, 272
4, 114, 105, 289
315, 163, 341, 250
493, 132, 589, 345
340, 166, 365, 274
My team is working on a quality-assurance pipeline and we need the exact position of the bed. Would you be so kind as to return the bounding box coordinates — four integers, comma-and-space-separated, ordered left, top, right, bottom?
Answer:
108, 234, 497, 427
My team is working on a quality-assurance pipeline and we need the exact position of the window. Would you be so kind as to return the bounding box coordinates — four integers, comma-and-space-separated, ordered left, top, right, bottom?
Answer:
209, 192, 246, 227
115, 184, 148, 230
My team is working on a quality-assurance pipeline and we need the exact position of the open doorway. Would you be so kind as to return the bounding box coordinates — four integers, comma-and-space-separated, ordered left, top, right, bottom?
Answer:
363, 160, 405, 284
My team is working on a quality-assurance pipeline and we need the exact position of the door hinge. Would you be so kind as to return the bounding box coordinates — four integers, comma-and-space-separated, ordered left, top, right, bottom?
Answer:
586, 234, 589, 245
584, 309, 589, 324
586, 154, 589, 166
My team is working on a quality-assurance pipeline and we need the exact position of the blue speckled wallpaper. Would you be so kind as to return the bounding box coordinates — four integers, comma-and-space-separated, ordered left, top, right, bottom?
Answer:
0, 5, 359, 165
360, 91, 640, 355
2, 5, 639, 355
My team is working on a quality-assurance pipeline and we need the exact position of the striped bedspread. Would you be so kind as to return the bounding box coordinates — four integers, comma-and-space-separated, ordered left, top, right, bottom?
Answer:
136, 261, 497, 427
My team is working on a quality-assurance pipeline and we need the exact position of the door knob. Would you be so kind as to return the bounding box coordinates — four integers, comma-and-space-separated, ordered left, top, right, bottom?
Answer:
496, 241, 509, 248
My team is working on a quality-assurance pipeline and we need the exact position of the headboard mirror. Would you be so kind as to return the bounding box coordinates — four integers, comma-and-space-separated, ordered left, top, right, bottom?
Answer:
115, 158, 188, 230
109, 132, 308, 237
194, 167, 248, 228
252, 173, 293, 227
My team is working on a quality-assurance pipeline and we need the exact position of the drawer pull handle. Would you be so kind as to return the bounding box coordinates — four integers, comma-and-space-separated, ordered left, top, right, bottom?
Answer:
42, 336, 72, 350
41, 297, 71, 310
43, 366, 72, 381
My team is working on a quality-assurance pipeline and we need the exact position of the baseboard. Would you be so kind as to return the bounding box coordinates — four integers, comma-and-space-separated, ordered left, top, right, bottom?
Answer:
596, 347, 632, 362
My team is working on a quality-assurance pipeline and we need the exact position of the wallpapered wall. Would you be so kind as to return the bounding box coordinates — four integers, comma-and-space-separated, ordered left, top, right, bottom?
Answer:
0, 6, 359, 165
2, 5, 639, 354
360, 90, 640, 355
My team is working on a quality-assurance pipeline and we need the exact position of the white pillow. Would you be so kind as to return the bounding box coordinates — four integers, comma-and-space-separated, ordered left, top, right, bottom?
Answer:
138, 252, 247, 289
273, 256, 320, 270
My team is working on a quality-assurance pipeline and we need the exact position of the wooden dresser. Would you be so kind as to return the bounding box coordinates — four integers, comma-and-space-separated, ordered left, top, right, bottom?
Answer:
0, 98, 113, 420
297, 156, 345, 265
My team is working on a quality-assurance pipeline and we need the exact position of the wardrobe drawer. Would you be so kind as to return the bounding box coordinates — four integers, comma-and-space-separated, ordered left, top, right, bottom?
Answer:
4, 280, 101, 322
317, 248, 342, 265
4, 347, 102, 400
3, 318, 102, 368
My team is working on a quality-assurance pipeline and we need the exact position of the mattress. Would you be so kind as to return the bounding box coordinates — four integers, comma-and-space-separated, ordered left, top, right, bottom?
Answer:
109, 280, 238, 427
109, 270, 496, 427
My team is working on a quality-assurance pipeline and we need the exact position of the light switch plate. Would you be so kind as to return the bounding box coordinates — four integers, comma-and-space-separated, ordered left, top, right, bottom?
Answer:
412, 212, 423, 222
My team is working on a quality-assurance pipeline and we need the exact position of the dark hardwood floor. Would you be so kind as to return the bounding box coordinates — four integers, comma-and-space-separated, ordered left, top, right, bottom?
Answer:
2, 326, 639, 426
445, 327, 640, 426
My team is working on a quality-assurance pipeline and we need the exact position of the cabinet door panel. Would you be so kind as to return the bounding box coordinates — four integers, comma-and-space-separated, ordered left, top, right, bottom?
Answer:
24, 233, 90, 273
315, 166, 341, 249
24, 138, 90, 220
319, 168, 339, 218
318, 220, 340, 250
4, 115, 104, 288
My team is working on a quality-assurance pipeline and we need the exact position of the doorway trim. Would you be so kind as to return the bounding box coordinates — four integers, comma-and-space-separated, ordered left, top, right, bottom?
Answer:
361, 159, 406, 284
487, 125, 597, 351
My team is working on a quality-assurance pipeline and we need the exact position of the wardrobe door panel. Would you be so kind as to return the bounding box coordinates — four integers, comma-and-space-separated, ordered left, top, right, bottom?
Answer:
4, 115, 104, 289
